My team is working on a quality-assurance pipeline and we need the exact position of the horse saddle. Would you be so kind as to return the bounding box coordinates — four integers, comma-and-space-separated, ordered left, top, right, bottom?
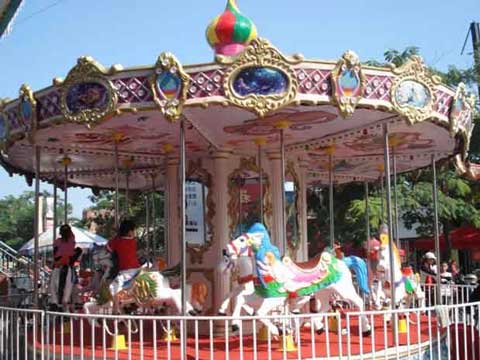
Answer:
281, 254, 330, 285
283, 254, 323, 273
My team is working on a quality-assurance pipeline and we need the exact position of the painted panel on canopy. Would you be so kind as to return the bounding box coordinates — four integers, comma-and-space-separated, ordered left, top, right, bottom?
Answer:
233, 67, 289, 97
0, 114, 6, 140
65, 82, 109, 114
223, 110, 337, 137
19, 99, 33, 129
156, 71, 182, 101
337, 68, 361, 97
394, 80, 431, 109
343, 132, 435, 153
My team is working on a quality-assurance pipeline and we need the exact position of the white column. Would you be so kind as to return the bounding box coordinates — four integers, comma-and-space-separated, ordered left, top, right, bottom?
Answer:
212, 150, 231, 313
298, 159, 309, 261
166, 157, 180, 266
268, 151, 284, 254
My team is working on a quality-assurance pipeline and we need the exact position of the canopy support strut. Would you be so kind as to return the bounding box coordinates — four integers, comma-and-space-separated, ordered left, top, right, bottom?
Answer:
280, 128, 287, 254
179, 118, 187, 359
33, 145, 41, 308
432, 154, 442, 305
383, 123, 397, 340
329, 151, 334, 248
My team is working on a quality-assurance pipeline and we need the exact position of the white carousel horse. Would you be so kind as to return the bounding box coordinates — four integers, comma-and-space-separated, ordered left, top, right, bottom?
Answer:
217, 249, 256, 327
223, 223, 371, 336
83, 245, 208, 335
375, 227, 425, 314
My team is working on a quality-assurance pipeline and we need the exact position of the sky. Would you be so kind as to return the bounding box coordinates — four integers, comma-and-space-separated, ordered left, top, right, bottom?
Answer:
0, 0, 478, 218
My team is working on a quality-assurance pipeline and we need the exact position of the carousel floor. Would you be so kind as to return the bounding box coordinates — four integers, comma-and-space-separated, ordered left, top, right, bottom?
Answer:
28, 313, 478, 359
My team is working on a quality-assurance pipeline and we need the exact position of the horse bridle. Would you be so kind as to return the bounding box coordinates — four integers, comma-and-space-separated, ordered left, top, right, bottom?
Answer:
227, 234, 253, 257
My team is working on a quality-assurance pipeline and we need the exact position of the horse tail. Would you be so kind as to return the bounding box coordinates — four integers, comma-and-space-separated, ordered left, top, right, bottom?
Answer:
344, 256, 370, 295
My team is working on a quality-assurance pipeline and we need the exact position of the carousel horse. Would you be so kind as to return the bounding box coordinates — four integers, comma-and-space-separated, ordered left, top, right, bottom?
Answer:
223, 223, 371, 336
375, 227, 425, 314
83, 245, 208, 335
217, 248, 258, 331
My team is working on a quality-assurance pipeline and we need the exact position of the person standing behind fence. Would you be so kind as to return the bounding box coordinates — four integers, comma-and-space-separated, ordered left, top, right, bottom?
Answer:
420, 252, 437, 305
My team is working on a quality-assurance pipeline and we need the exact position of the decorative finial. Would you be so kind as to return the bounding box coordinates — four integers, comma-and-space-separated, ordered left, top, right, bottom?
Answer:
206, 0, 257, 57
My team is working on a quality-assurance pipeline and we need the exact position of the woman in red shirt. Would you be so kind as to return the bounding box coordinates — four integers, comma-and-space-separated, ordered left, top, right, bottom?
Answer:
49, 224, 82, 311
107, 219, 140, 300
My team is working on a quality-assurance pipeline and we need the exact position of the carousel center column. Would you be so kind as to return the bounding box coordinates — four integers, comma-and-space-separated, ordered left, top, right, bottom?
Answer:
166, 156, 181, 266
267, 151, 284, 254
212, 150, 232, 313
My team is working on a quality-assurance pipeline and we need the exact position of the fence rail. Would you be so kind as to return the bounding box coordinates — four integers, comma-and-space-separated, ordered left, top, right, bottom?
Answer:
0, 283, 478, 359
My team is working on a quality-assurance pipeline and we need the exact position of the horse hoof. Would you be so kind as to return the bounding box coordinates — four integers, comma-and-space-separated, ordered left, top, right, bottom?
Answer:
188, 310, 197, 316
362, 329, 372, 337
231, 324, 239, 332
218, 311, 227, 316
316, 328, 325, 335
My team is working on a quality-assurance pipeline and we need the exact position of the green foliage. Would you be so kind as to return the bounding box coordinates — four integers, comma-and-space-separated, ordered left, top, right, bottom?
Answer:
0, 191, 71, 249
79, 190, 165, 253
308, 46, 480, 256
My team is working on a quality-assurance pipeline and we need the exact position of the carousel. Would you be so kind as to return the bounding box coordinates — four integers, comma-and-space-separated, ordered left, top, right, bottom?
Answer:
0, 0, 476, 358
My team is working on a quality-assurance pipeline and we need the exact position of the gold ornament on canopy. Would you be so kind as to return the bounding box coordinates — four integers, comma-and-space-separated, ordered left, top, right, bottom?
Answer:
331, 51, 366, 118
60, 56, 118, 128
17, 84, 37, 143
449, 82, 476, 158
390, 56, 441, 125
150, 52, 190, 122
224, 38, 300, 117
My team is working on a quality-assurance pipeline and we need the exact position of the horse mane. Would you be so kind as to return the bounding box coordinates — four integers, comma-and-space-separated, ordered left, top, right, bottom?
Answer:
249, 223, 281, 263
248, 223, 281, 288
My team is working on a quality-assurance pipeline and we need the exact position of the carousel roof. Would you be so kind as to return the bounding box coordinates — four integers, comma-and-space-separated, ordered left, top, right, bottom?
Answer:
0, 0, 23, 39
0, 1, 476, 190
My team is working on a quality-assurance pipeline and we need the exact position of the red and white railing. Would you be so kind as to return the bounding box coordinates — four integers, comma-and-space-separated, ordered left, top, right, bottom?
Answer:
0, 284, 478, 359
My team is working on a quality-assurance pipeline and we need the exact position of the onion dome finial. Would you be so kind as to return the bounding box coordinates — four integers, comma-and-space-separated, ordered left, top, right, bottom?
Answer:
206, 0, 257, 57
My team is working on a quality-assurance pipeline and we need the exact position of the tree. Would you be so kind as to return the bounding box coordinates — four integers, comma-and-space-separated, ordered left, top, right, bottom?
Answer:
79, 190, 165, 254
0, 191, 71, 250
308, 46, 480, 259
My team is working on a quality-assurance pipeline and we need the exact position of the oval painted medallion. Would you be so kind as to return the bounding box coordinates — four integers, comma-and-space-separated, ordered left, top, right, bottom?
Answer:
156, 71, 182, 101
66, 82, 109, 113
338, 69, 360, 97
19, 99, 33, 123
233, 67, 288, 97
0, 115, 6, 140
394, 80, 430, 108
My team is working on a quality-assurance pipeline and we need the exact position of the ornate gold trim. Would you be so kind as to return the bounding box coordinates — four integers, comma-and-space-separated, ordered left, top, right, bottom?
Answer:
17, 84, 37, 143
228, 157, 272, 237
331, 51, 365, 118
286, 161, 301, 254
390, 56, 441, 124
150, 52, 190, 122
60, 56, 118, 128
186, 159, 215, 264
449, 82, 476, 157
0, 99, 9, 150
223, 38, 299, 117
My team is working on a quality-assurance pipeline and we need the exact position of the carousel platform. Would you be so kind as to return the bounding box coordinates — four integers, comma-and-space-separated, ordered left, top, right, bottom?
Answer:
25, 311, 476, 360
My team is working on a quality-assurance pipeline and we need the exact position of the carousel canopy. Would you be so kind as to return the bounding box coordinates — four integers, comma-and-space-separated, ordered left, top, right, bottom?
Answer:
19, 225, 107, 254
0, 1, 476, 190
0, 0, 23, 39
